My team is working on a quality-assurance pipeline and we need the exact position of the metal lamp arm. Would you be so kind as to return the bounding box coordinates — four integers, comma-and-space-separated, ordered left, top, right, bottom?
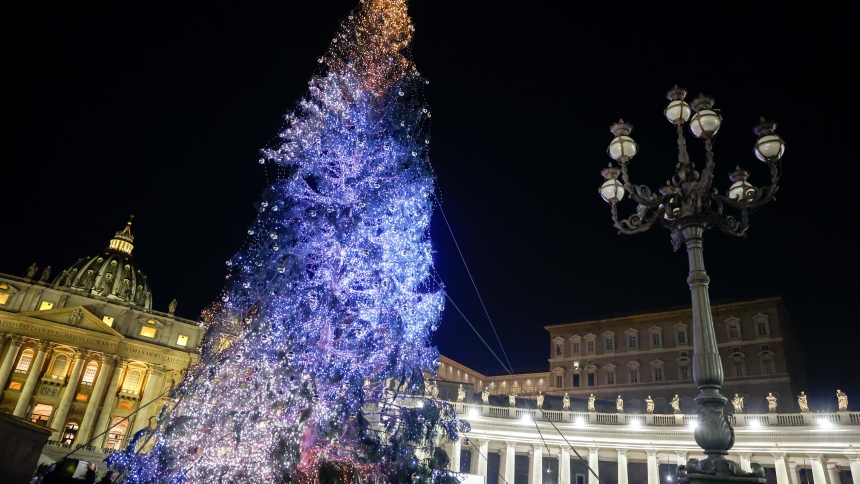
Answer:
619, 161, 662, 207
610, 200, 665, 235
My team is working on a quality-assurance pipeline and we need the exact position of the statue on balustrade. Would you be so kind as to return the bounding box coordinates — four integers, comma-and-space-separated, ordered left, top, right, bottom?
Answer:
732, 393, 744, 413
616, 395, 623, 413
837, 389, 848, 411
798, 391, 810, 412
26, 262, 38, 279
562, 393, 570, 410
169, 298, 178, 315
645, 395, 654, 414
671, 394, 681, 414
766, 392, 778, 413
508, 393, 517, 407
587, 394, 596, 412
536, 392, 544, 409
481, 388, 490, 405
39, 266, 52, 282
457, 384, 465, 402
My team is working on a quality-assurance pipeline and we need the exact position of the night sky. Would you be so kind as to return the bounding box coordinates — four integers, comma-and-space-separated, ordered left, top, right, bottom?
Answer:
4, 2, 857, 408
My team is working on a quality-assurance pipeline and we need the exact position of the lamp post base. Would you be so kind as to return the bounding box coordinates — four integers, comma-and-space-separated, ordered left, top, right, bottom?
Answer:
679, 457, 766, 484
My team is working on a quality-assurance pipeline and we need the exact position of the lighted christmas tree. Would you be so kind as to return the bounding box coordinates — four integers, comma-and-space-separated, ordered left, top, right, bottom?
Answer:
108, 1, 465, 482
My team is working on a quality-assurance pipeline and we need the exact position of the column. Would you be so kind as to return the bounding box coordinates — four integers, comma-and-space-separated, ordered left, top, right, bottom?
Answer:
809, 455, 828, 484
646, 450, 659, 484
51, 349, 89, 439
74, 356, 111, 445
588, 447, 599, 484
13, 340, 51, 417
131, 364, 166, 435
739, 453, 753, 473
503, 442, 516, 484
827, 463, 842, 484
476, 439, 490, 477
617, 449, 629, 484
788, 461, 800, 484
676, 451, 688, 479
847, 456, 860, 484
0, 335, 24, 392
92, 358, 127, 447
559, 447, 570, 484
531, 445, 545, 484
773, 454, 790, 484
450, 437, 462, 472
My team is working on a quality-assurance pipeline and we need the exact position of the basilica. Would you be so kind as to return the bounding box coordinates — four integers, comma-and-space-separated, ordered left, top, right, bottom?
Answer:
0, 220, 202, 464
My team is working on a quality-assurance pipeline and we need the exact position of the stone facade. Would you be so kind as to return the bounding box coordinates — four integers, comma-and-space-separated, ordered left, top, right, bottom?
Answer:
0, 221, 201, 462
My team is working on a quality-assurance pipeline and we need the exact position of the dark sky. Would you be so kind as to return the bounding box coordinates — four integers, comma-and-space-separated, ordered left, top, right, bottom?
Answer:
4, 2, 857, 407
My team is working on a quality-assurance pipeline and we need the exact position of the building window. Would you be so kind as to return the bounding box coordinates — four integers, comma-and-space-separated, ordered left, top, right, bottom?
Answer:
761, 344, 770, 352
606, 370, 615, 385
576, 475, 585, 484
572, 374, 580, 387
103, 316, 115, 327
8, 382, 21, 390
39, 301, 55, 310
572, 341, 581, 355
555, 343, 562, 356
679, 366, 690, 381
51, 355, 69, 378
653, 367, 664, 382
106, 417, 129, 450
762, 360, 773, 375
61, 422, 79, 445
177, 335, 189, 347
677, 330, 687, 345
586, 340, 595, 354
728, 325, 740, 339
756, 320, 770, 336
732, 346, 741, 353
651, 333, 662, 347
555, 375, 563, 388
15, 349, 34, 373
30, 404, 53, 426
629, 369, 639, 383
733, 360, 745, 377
0, 293, 9, 305
76, 393, 88, 401
140, 326, 157, 338
123, 369, 142, 392
81, 361, 99, 384
628, 335, 638, 349
587, 372, 595, 386
605, 336, 615, 352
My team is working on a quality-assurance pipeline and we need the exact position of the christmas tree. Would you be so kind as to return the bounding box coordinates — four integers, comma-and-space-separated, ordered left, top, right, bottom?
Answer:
108, 1, 466, 482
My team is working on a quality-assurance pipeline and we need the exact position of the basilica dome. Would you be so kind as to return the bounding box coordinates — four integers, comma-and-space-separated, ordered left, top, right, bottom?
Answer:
53, 220, 153, 309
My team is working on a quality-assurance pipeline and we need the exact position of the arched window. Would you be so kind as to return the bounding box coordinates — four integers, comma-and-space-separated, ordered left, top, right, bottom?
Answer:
81, 361, 99, 384
15, 349, 34, 373
106, 417, 129, 450
51, 355, 69, 378
123, 369, 142, 392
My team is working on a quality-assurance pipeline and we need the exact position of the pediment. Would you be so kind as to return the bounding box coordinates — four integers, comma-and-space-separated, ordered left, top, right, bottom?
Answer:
17, 306, 123, 337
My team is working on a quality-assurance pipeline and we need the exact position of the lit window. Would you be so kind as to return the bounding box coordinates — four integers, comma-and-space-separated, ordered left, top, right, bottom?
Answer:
75, 393, 88, 401
51, 355, 69, 378
39, 301, 55, 310
140, 326, 157, 338
0, 294, 9, 305
103, 316, 115, 327
30, 404, 53, 426
15, 349, 34, 373
123, 370, 142, 392
61, 422, 79, 445
176, 335, 189, 347
106, 417, 128, 450
8, 382, 22, 390
119, 401, 133, 409
147, 319, 156, 325
81, 362, 99, 384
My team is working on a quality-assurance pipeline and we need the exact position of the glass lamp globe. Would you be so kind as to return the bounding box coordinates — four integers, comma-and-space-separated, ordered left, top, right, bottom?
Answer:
690, 110, 722, 138
608, 136, 638, 161
727, 167, 755, 202
754, 134, 786, 163
664, 100, 692, 124
600, 178, 625, 203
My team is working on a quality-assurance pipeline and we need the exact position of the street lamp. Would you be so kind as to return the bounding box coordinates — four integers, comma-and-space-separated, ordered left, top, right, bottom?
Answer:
598, 86, 784, 483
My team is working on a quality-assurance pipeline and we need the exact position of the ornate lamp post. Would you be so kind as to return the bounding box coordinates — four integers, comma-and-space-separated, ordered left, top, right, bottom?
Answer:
598, 86, 785, 483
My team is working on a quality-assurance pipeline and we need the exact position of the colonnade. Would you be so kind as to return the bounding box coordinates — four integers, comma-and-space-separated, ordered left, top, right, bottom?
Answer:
0, 334, 167, 449
449, 439, 860, 484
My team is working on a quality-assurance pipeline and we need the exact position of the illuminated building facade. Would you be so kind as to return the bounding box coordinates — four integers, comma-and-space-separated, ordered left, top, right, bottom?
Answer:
0, 221, 202, 463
